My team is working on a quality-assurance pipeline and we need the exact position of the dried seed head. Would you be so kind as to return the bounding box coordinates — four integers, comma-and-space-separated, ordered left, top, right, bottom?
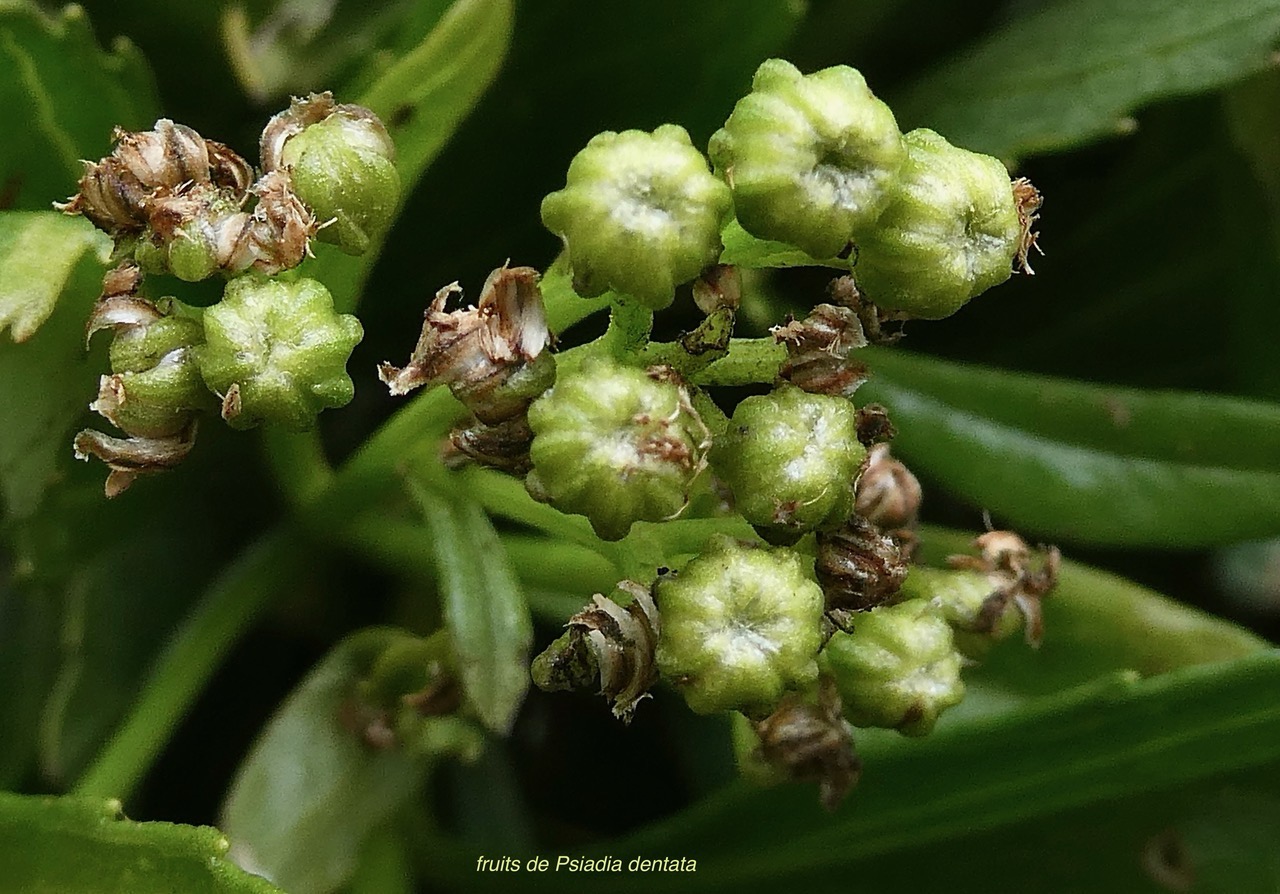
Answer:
815, 514, 910, 627
854, 403, 897, 446
379, 265, 553, 418
1013, 177, 1044, 274
854, 443, 921, 531
73, 423, 197, 498
134, 183, 251, 282
230, 170, 318, 275
692, 264, 742, 314
58, 120, 252, 234
442, 417, 536, 475
772, 303, 870, 398
530, 581, 661, 723
752, 676, 861, 811
942, 530, 1061, 648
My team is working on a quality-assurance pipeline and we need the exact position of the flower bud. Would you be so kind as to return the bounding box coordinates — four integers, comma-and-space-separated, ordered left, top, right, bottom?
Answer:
712, 385, 865, 542
853, 129, 1022, 319
525, 360, 709, 541
262, 93, 400, 256
196, 275, 363, 430
821, 600, 965, 736
655, 535, 825, 716
854, 443, 921, 530
530, 581, 660, 723
709, 60, 905, 259
541, 124, 732, 310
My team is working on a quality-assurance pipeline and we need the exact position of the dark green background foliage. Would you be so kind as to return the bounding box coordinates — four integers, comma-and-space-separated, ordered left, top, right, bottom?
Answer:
3, 0, 1280, 891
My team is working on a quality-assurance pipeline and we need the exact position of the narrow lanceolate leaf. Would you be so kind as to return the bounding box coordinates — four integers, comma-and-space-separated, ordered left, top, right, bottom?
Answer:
0, 2, 159, 211
302, 0, 514, 312
895, 0, 1280, 160
0, 792, 283, 894
0, 212, 110, 517
408, 479, 533, 734
0, 212, 108, 342
220, 629, 434, 894
858, 347, 1280, 547
413, 653, 1280, 893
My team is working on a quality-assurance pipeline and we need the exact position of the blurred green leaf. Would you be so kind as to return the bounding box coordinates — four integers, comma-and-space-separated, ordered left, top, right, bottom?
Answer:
0, 1, 158, 211
417, 652, 1280, 891
221, 0, 435, 103
301, 0, 514, 313
858, 347, 1280, 546
721, 775, 1280, 894
0, 213, 108, 341
0, 581, 59, 786
407, 479, 533, 734
220, 628, 443, 894
1224, 71, 1280, 400
37, 527, 213, 785
0, 792, 283, 893
895, 0, 1280, 160
619, 652, 1280, 888
0, 212, 110, 518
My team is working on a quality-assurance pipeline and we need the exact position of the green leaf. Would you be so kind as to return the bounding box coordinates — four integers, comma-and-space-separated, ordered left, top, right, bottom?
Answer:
0, 580, 59, 786
406, 478, 533, 734
0, 212, 110, 518
221, 0, 440, 103
717, 219, 850, 270
0, 792, 283, 894
407, 652, 1280, 891
625, 653, 1280, 886
1224, 71, 1280, 401
300, 0, 514, 313
858, 346, 1280, 547
0, 212, 108, 342
916, 526, 1267, 700
0, 1, 159, 211
37, 525, 216, 785
895, 0, 1280, 160
727, 775, 1280, 893
220, 629, 436, 894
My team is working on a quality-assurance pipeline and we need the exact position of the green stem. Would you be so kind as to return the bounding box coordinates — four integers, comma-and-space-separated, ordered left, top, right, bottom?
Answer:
644, 336, 786, 385
73, 529, 308, 799
262, 426, 335, 508
603, 299, 655, 359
